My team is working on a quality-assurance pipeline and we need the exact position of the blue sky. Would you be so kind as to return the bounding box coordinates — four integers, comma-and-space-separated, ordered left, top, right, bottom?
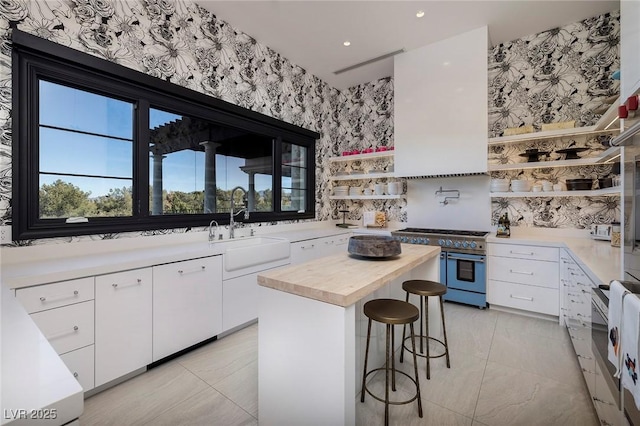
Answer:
39, 81, 271, 197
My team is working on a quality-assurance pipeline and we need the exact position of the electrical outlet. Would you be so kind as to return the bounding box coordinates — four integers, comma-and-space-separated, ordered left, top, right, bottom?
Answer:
0, 225, 12, 244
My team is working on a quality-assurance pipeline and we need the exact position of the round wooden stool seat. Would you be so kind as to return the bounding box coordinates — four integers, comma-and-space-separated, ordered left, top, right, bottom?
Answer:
364, 299, 419, 325
402, 280, 446, 297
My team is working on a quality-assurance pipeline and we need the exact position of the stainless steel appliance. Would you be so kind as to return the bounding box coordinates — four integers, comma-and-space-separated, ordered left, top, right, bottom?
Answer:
592, 285, 640, 425
391, 228, 488, 308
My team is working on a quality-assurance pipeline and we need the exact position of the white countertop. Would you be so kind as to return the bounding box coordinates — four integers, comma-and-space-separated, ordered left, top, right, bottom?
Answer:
1, 223, 361, 289
1, 283, 83, 425
487, 228, 622, 285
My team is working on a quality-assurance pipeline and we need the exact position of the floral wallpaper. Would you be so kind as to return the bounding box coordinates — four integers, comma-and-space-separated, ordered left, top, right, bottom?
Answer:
488, 11, 620, 137
0, 1, 623, 244
0, 0, 402, 245
488, 11, 621, 229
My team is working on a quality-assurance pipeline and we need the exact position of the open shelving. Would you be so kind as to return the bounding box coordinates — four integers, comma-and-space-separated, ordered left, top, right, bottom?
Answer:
329, 151, 394, 162
329, 195, 405, 200
489, 187, 621, 198
488, 146, 621, 171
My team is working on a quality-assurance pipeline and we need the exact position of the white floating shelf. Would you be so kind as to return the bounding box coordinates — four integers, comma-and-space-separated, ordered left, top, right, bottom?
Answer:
488, 127, 619, 146
330, 172, 397, 181
329, 151, 394, 162
488, 147, 621, 171
490, 187, 621, 198
329, 195, 405, 200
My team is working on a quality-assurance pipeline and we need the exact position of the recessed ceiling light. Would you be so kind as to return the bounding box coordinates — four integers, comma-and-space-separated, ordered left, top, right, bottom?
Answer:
416, 10, 425, 18
343, 41, 351, 47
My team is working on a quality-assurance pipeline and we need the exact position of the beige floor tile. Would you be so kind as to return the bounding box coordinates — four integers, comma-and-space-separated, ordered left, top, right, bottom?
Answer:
357, 385, 473, 426
212, 360, 258, 418
474, 361, 598, 426
444, 303, 498, 360
81, 361, 210, 426
146, 387, 257, 426
494, 310, 569, 342
416, 350, 486, 417
178, 323, 258, 386
488, 324, 584, 389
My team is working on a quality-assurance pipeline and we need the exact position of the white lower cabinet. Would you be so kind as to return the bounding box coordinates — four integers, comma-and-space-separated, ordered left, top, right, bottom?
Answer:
95, 268, 153, 387
60, 345, 95, 392
290, 234, 350, 264
487, 242, 559, 316
17, 278, 97, 392
222, 274, 258, 332
30, 300, 95, 356
152, 256, 223, 362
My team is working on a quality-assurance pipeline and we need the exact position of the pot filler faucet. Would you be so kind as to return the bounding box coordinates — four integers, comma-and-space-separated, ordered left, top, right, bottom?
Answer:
229, 186, 250, 239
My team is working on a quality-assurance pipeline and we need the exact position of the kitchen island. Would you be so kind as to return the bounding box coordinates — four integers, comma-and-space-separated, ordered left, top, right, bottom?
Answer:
257, 243, 440, 426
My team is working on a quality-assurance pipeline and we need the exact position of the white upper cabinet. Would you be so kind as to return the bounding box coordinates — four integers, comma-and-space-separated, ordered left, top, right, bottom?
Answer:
394, 26, 488, 177
621, 0, 640, 100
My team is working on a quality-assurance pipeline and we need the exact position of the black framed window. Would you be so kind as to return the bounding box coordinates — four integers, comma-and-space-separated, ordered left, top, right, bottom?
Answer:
12, 30, 317, 240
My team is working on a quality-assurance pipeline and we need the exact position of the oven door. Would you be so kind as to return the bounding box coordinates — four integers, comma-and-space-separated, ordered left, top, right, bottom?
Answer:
446, 252, 486, 293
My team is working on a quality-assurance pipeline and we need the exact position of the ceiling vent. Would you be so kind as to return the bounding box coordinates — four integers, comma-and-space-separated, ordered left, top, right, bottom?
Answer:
333, 49, 405, 75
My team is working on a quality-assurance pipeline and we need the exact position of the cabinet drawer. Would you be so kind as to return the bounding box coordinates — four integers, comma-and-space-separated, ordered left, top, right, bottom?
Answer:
59, 345, 95, 392
16, 277, 94, 314
489, 244, 559, 262
30, 300, 94, 355
488, 280, 559, 316
489, 257, 559, 289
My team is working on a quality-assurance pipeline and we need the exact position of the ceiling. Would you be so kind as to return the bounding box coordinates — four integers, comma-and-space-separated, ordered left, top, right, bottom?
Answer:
196, 0, 619, 90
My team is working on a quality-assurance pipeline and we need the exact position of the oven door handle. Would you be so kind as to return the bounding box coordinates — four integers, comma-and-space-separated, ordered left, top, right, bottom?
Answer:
447, 255, 485, 263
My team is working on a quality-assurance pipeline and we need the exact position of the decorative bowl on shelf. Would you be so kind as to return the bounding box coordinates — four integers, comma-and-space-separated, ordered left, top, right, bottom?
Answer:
519, 149, 550, 162
566, 178, 593, 191
555, 147, 588, 160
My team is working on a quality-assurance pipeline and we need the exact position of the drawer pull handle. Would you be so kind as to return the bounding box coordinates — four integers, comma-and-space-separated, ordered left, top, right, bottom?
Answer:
509, 269, 534, 276
178, 266, 206, 274
46, 325, 79, 340
301, 244, 315, 249
40, 290, 79, 303
581, 368, 596, 374
112, 279, 142, 289
510, 250, 534, 256
324, 241, 334, 245
570, 299, 584, 304
571, 335, 585, 341
578, 354, 593, 360
510, 294, 534, 301
73, 372, 78, 378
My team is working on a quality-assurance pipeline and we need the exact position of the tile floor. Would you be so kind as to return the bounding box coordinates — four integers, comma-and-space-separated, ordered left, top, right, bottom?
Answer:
80, 303, 598, 425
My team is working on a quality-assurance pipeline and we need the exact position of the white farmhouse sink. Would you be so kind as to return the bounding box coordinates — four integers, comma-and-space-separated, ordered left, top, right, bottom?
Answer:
212, 237, 290, 272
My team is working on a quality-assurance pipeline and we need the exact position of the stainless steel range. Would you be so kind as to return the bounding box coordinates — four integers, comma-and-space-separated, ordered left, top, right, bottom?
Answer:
391, 228, 489, 308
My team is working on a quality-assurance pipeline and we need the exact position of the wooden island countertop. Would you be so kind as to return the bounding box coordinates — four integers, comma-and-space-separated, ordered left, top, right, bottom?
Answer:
257, 244, 441, 307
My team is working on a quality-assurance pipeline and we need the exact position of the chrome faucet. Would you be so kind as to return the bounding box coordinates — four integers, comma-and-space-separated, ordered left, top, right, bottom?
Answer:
229, 186, 250, 239
208, 220, 219, 242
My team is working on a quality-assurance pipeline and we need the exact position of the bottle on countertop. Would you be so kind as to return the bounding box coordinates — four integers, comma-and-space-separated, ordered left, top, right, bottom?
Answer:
497, 213, 510, 238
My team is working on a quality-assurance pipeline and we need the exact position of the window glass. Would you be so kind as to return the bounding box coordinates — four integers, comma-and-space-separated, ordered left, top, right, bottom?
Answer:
39, 80, 133, 139
281, 143, 307, 212
149, 108, 274, 215
38, 81, 134, 219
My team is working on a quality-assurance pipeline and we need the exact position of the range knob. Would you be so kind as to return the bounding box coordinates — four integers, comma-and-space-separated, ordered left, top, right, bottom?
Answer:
446, 239, 453, 247
438, 238, 445, 246
411, 238, 417, 244
469, 241, 477, 249
424, 238, 430, 245
401, 236, 408, 243
418, 238, 426, 244
462, 241, 469, 248
454, 241, 462, 248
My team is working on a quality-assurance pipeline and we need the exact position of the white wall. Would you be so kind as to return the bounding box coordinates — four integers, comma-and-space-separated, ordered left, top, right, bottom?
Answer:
406, 177, 491, 231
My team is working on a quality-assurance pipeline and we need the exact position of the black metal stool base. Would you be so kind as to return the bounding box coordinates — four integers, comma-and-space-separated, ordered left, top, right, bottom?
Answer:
402, 335, 449, 361
362, 367, 421, 406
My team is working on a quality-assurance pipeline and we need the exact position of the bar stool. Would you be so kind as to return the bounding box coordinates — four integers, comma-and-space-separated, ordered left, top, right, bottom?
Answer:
400, 280, 450, 379
360, 298, 423, 425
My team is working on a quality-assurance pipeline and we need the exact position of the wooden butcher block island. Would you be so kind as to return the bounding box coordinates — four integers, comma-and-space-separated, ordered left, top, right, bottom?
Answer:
257, 243, 441, 426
